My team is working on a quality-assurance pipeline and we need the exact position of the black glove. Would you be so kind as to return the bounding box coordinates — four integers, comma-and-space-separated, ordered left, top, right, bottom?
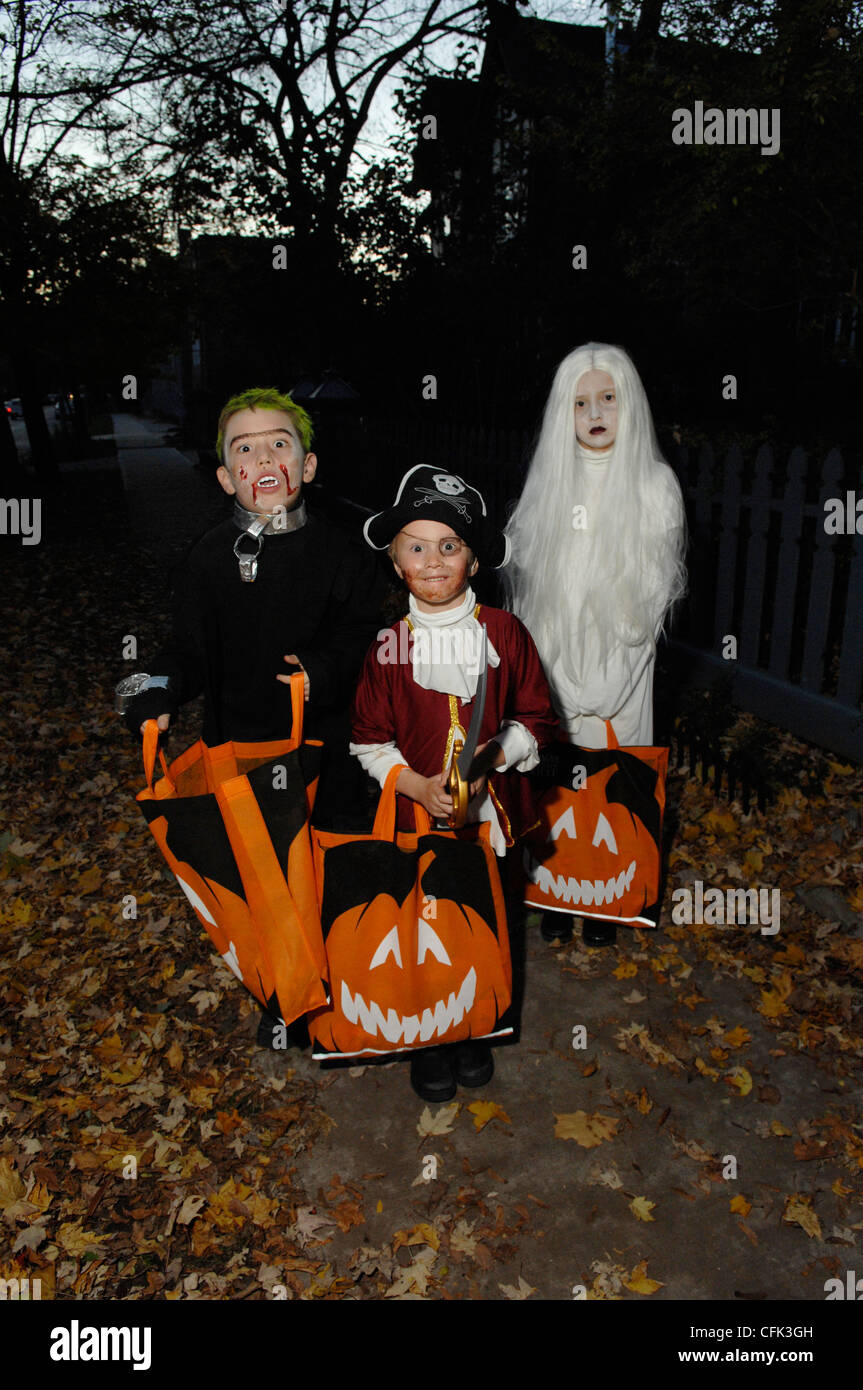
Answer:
124, 688, 177, 739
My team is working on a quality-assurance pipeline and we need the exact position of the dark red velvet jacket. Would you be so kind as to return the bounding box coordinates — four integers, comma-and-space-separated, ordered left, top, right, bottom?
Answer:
351, 605, 559, 843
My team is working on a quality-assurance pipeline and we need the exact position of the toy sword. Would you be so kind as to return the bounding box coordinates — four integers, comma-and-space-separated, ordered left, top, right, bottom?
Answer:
447, 625, 489, 829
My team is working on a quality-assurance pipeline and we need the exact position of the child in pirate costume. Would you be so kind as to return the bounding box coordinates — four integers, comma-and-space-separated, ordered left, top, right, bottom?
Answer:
351, 465, 558, 1101
123, 386, 386, 1041
503, 344, 687, 947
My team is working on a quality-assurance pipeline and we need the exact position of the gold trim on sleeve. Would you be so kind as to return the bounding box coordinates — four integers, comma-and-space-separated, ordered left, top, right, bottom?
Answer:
488, 780, 514, 849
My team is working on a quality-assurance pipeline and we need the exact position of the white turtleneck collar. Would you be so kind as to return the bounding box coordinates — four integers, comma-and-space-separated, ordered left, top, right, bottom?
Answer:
576, 439, 615, 468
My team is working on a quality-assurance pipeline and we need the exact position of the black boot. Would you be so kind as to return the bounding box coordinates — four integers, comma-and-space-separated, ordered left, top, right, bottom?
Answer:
410, 1046, 456, 1102
540, 910, 573, 943
451, 1040, 494, 1088
582, 917, 617, 947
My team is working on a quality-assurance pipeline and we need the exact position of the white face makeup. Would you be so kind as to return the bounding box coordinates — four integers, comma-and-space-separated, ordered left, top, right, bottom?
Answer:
217, 407, 317, 513
574, 370, 618, 450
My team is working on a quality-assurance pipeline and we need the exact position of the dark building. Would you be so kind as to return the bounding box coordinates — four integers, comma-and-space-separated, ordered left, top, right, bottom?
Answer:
414, 8, 610, 269
408, 1, 861, 441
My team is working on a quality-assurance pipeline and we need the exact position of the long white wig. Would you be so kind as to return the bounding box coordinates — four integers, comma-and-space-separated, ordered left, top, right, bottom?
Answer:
503, 343, 687, 673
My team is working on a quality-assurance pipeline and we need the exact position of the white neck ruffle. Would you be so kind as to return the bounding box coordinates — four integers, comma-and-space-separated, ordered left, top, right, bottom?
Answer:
407, 586, 500, 699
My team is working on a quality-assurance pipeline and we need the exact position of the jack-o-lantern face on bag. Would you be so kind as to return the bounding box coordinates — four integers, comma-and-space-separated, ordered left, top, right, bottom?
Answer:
524, 744, 667, 926
309, 837, 512, 1059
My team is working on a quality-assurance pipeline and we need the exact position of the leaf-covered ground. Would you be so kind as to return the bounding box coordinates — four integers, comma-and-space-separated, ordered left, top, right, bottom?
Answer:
1, 465, 862, 1300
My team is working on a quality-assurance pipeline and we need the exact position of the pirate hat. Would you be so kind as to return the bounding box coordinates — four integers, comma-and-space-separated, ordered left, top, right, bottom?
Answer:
363, 465, 510, 568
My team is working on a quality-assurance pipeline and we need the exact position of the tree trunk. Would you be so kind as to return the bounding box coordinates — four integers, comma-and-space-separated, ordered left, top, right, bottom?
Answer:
634, 0, 664, 46
14, 342, 57, 481
0, 401, 18, 485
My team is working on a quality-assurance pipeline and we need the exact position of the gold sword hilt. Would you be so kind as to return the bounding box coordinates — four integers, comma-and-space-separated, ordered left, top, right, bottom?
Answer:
447, 738, 470, 829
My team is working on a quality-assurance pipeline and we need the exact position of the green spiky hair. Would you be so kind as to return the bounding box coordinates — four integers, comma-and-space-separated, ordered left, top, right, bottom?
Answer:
216, 387, 314, 463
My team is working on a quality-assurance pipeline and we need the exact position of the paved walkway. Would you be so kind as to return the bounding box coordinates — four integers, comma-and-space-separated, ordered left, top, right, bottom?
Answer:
112, 413, 230, 563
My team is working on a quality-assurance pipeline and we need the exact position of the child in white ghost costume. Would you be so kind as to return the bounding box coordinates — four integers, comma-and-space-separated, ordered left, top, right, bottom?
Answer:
503, 342, 687, 944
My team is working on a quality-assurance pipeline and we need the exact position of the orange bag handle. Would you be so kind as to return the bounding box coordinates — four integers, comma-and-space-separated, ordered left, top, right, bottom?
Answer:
142, 718, 171, 791
217, 775, 327, 1021
372, 764, 433, 838
141, 672, 306, 792
288, 671, 305, 747
604, 719, 620, 750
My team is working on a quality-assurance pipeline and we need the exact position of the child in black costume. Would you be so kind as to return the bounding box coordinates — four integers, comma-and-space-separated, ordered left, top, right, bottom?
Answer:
123, 386, 386, 1039
126, 386, 384, 751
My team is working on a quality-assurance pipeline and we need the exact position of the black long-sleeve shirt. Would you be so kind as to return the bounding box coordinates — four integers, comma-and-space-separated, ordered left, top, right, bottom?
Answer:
151, 508, 387, 745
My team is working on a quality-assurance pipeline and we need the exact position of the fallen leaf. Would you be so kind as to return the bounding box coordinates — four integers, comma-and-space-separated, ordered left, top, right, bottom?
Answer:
589, 1166, 623, 1190
291, 1206, 338, 1247
6, 836, 39, 855
759, 976, 793, 1019
724, 1066, 753, 1097
176, 1195, 207, 1226
554, 1111, 619, 1148
613, 960, 638, 979
189, 989, 220, 1014
624, 1088, 653, 1115
327, 1197, 362, 1234
623, 1259, 663, 1295
12, 1223, 47, 1253
590, 1258, 628, 1299
385, 1245, 436, 1298
393, 1222, 439, 1253
467, 1100, 511, 1131
0, 1158, 25, 1212
57, 1221, 113, 1257
730, 1195, 752, 1217
25, 1184, 52, 1217
449, 1219, 477, 1256
672, 1137, 714, 1163
215, 1109, 243, 1135
794, 1138, 826, 1161
703, 809, 737, 835
76, 866, 103, 894
349, 1246, 398, 1281
416, 1103, 459, 1137
695, 1056, 720, 1080
104, 1056, 147, 1086
187, 1085, 218, 1109
629, 1196, 656, 1222
499, 1275, 536, 1300
782, 1195, 822, 1240
616, 1022, 681, 1070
